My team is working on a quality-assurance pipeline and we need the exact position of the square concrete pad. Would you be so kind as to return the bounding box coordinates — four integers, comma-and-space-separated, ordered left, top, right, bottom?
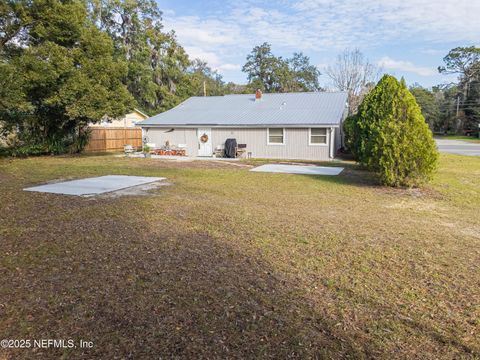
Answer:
250, 164, 343, 176
24, 175, 165, 196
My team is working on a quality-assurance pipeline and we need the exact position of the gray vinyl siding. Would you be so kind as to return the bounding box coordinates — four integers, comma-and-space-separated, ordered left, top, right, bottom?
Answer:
144, 127, 334, 160
212, 128, 331, 160
144, 127, 198, 156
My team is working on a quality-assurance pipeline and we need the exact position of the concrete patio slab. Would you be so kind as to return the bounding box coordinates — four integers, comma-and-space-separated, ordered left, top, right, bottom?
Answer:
250, 164, 344, 175
24, 175, 165, 196
118, 154, 240, 161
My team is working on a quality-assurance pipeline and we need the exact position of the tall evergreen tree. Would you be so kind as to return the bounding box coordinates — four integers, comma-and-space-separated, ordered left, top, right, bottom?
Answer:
287, 52, 321, 92
439, 47, 480, 133
90, 0, 194, 113
178, 59, 225, 97
431, 85, 462, 134
409, 84, 441, 131
242, 42, 288, 92
0, 0, 133, 153
242, 43, 321, 93
345, 75, 438, 187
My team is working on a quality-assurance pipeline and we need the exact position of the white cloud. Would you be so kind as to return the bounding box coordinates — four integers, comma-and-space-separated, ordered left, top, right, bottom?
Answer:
316, 63, 329, 70
162, 9, 175, 17
167, 16, 237, 45
378, 57, 436, 76
183, 46, 240, 73
217, 63, 241, 72
184, 46, 221, 66
165, 0, 480, 48
420, 49, 447, 56
161, 0, 479, 83
292, 0, 480, 44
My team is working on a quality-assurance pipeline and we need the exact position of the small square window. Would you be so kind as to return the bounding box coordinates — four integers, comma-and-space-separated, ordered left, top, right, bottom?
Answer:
310, 128, 327, 145
268, 128, 284, 144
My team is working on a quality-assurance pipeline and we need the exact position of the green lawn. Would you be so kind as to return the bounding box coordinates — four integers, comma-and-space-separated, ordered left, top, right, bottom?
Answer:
436, 135, 480, 143
0, 154, 479, 358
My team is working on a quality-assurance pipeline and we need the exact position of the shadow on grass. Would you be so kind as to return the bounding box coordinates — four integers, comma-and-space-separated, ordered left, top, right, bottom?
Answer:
243, 157, 380, 188
70, 151, 120, 157
0, 201, 368, 359
312, 166, 379, 188
1, 173, 476, 358
241, 158, 351, 168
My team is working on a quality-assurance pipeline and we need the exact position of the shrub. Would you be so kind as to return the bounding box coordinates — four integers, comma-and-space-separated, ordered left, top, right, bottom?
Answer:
0, 126, 91, 157
346, 75, 439, 187
343, 114, 359, 157
44, 127, 92, 154
2, 144, 48, 157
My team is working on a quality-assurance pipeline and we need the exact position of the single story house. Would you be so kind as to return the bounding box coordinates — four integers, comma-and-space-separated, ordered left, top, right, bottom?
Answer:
136, 90, 348, 161
91, 108, 149, 128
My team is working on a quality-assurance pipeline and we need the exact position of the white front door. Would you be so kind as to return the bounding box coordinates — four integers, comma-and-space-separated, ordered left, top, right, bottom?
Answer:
197, 128, 212, 156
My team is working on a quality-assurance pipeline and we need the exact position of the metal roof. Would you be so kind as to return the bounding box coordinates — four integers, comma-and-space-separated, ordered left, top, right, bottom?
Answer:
137, 91, 348, 127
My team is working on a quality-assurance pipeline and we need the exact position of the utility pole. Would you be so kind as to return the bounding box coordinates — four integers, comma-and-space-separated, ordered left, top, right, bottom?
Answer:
203, 81, 206, 97
456, 95, 460, 117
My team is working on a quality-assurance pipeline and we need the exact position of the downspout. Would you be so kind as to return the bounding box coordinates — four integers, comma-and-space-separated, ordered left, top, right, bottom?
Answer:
329, 127, 335, 159
142, 127, 149, 146
341, 101, 349, 148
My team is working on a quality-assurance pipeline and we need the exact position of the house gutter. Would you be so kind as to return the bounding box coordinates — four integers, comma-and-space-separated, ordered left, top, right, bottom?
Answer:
136, 124, 341, 129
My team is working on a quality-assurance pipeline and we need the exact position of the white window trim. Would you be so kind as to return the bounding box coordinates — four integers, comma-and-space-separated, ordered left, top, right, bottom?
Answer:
308, 128, 328, 146
267, 128, 286, 145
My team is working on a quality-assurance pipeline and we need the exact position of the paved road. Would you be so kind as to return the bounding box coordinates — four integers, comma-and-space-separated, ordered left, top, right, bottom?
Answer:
435, 139, 480, 156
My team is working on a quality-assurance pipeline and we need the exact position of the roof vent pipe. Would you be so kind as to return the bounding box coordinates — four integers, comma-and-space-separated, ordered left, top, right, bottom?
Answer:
255, 89, 262, 101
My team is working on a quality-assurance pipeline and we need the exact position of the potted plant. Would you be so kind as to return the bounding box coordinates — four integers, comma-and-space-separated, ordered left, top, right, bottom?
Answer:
143, 145, 151, 158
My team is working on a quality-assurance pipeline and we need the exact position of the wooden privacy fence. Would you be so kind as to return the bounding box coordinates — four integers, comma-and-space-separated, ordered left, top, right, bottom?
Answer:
84, 127, 142, 152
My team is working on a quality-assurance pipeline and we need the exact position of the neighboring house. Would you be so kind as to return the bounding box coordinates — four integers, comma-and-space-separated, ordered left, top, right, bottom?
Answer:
91, 109, 149, 128
137, 90, 348, 160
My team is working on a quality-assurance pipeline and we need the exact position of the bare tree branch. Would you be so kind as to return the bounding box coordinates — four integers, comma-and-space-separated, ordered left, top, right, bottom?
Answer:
325, 49, 381, 113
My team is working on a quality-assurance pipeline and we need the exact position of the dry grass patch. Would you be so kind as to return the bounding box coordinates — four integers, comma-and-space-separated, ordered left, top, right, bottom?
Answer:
0, 154, 479, 359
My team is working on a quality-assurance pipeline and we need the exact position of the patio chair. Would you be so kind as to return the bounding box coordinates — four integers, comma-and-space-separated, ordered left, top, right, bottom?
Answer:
214, 144, 225, 158
236, 144, 247, 158
124, 144, 135, 157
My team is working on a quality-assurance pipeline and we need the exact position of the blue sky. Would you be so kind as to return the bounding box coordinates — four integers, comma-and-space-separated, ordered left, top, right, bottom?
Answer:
157, 0, 478, 89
